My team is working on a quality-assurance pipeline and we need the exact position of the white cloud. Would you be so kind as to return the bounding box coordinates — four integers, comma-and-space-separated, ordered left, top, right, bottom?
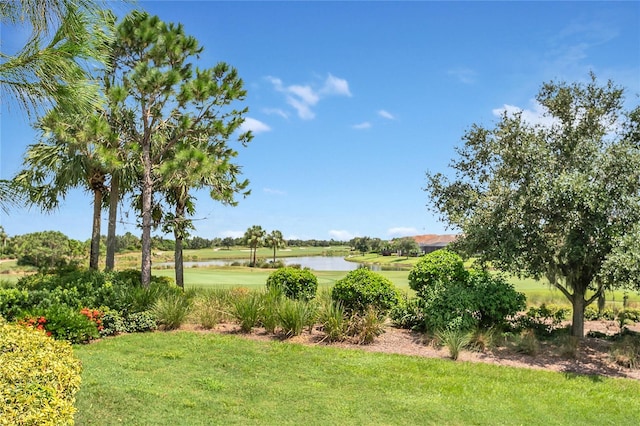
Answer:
387, 227, 418, 237
329, 230, 357, 241
378, 110, 396, 120
492, 100, 558, 127
266, 73, 351, 120
320, 74, 352, 97
220, 230, 244, 239
288, 97, 315, 120
447, 67, 477, 84
263, 188, 286, 196
263, 108, 289, 119
240, 117, 271, 134
352, 121, 371, 130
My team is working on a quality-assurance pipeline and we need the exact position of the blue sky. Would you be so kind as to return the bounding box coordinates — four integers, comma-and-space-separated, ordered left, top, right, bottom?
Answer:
1, 1, 639, 242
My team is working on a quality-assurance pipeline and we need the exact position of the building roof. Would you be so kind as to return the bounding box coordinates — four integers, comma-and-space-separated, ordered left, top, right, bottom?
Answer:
411, 234, 459, 246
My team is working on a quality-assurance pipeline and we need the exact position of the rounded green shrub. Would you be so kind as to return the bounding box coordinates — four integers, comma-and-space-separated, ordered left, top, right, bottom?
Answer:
408, 249, 468, 298
331, 268, 400, 314
0, 318, 82, 425
266, 267, 318, 301
468, 270, 526, 329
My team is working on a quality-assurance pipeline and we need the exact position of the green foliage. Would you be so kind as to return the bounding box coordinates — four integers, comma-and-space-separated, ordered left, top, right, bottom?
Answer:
404, 260, 526, 332
389, 295, 428, 331
425, 76, 640, 338
277, 298, 316, 337
152, 293, 192, 330
266, 267, 318, 301
22, 304, 99, 343
0, 319, 82, 425
191, 292, 227, 330
122, 311, 157, 333
347, 306, 385, 345
0, 288, 30, 321
318, 300, 347, 342
467, 270, 526, 329
12, 231, 85, 269
260, 287, 283, 333
436, 328, 472, 360
331, 268, 400, 314
408, 250, 468, 299
513, 304, 570, 336
14, 267, 178, 314
231, 292, 263, 333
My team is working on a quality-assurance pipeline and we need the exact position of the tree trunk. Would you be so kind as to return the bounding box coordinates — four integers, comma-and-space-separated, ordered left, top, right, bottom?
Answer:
571, 293, 586, 338
174, 233, 184, 289
140, 148, 153, 288
174, 200, 185, 289
89, 188, 102, 270
105, 173, 119, 271
252, 246, 257, 267
273, 245, 276, 263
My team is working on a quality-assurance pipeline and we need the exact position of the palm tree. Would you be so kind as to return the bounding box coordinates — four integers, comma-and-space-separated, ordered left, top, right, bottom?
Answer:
244, 225, 265, 267
265, 230, 286, 263
0, 0, 113, 118
13, 109, 110, 269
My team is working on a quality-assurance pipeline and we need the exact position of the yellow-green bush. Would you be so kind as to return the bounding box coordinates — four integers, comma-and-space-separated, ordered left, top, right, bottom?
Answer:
0, 318, 82, 425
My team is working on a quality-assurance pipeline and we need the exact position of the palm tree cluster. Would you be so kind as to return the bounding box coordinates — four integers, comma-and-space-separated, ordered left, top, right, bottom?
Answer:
243, 226, 286, 266
3, 3, 253, 288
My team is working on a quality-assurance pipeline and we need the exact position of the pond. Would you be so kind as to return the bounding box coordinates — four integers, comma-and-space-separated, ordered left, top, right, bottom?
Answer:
156, 256, 404, 271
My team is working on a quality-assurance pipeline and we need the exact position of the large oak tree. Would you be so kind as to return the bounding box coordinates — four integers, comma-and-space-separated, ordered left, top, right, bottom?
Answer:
425, 74, 640, 337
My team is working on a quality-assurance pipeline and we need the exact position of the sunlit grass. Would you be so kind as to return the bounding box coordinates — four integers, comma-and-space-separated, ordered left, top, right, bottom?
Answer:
73, 331, 640, 425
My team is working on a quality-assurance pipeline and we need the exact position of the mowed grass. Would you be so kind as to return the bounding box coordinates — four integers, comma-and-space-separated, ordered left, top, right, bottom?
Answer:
74, 331, 640, 425
153, 267, 640, 307
153, 267, 410, 291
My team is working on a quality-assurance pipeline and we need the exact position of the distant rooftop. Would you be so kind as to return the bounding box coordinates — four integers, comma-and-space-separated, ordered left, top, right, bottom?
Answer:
411, 234, 459, 246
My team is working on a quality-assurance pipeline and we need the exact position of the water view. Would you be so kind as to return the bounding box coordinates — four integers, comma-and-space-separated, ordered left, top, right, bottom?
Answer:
157, 256, 402, 271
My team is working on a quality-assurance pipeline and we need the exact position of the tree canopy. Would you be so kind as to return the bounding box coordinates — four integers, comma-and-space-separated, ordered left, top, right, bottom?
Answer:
108, 11, 251, 286
425, 74, 640, 337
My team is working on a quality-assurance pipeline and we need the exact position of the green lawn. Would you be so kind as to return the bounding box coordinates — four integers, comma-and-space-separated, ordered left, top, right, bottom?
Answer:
153, 266, 640, 307
153, 267, 409, 291
74, 331, 640, 425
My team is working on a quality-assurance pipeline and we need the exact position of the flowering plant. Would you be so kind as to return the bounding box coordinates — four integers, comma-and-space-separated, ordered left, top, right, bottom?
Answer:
80, 307, 104, 331
18, 316, 52, 336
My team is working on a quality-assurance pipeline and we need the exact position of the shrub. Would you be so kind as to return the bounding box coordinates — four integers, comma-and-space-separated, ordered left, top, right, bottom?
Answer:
0, 319, 82, 425
152, 293, 192, 330
21, 304, 99, 343
319, 300, 347, 342
408, 250, 467, 299
278, 299, 316, 337
231, 292, 263, 333
0, 288, 30, 321
467, 271, 526, 329
266, 267, 318, 301
511, 329, 540, 356
513, 304, 569, 336
609, 333, 640, 369
331, 268, 400, 314
191, 293, 226, 330
348, 306, 385, 345
260, 287, 284, 333
436, 328, 471, 360
123, 311, 157, 333
100, 309, 127, 336
389, 296, 428, 331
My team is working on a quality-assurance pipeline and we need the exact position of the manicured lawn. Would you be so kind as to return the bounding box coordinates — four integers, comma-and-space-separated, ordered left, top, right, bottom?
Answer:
153, 267, 410, 291
74, 331, 640, 425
